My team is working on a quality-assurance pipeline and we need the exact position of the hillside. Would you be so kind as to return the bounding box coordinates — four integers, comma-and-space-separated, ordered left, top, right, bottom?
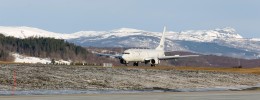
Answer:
0, 26, 259, 59
167, 52, 260, 68
0, 26, 260, 67
0, 34, 88, 62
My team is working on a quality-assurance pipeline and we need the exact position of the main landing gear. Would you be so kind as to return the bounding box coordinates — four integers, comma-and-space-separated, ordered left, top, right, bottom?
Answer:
133, 62, 139, 66
151, 64, 156, 67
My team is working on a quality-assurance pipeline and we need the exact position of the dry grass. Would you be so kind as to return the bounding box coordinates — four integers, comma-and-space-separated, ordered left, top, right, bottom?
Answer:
0, 61, 29, 64
1, 62, 259, 75
113, 66, 260, 75
174, 67, 260, 75
1, 64, 260, 90
0, 61, 14, 64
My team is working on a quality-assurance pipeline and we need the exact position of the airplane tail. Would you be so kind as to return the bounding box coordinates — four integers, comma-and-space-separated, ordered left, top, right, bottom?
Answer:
155, 27, 166, 51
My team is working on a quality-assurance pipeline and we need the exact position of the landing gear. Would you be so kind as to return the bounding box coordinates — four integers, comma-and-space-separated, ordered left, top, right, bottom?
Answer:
144, 60, 149, 65
133, 62, 139, 66
120, 59, 129, 66
151, 64, 156, 67
151, 59, 156, 67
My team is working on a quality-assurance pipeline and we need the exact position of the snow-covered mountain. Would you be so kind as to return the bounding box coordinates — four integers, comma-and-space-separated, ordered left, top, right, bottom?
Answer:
0, 26, 65, 39
168, 27, 243, 42
1, 26, 260, 59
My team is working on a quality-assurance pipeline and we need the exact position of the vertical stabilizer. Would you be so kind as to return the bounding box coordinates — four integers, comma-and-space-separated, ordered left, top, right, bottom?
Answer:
155, 27, 166, 50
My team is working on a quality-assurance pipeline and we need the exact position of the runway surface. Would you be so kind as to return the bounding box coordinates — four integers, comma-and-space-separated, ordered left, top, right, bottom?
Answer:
1, 91, 260, 100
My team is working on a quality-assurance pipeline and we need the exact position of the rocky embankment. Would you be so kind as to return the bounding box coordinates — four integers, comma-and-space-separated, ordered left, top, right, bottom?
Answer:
0, 64, 260, 91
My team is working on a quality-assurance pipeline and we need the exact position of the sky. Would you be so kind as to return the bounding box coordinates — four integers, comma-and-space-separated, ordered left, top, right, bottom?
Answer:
0, 0, 259, 38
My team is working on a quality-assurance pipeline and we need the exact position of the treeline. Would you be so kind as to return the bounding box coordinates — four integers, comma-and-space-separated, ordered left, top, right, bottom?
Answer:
0, 49, 14, 61
0, 34, 88, 61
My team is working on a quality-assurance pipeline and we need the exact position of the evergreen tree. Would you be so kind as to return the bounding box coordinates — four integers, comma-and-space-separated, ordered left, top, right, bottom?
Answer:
0, 34, 88, 62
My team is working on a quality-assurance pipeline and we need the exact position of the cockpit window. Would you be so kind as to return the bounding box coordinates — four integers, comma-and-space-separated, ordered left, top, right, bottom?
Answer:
123, 52, 130, 54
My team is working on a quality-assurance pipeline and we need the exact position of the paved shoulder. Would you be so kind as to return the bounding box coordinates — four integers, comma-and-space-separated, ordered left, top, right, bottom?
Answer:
1, 91, 260, 100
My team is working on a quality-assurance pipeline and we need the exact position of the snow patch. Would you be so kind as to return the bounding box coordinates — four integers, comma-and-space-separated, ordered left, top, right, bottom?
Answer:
12, 53, 71, 65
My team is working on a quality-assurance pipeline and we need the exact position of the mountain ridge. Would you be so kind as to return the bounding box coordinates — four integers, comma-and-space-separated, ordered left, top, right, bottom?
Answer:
0, 26, 246, 40
0, 26, 259, 59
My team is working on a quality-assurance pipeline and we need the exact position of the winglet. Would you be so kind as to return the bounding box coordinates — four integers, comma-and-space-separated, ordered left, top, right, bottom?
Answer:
155, 26, 166, 50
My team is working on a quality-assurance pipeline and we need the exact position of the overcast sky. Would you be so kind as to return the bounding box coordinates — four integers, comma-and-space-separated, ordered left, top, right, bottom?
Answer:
0, 0, 259, 38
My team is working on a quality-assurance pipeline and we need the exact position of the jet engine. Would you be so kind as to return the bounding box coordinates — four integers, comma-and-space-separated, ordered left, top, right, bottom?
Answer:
150, 58, 160, 66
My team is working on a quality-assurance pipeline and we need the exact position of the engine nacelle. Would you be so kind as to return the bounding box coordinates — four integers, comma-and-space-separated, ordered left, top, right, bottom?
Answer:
150, 58, 160, 64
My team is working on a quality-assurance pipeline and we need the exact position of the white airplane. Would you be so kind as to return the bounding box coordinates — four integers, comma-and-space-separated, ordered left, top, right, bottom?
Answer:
97, 27, 199, 67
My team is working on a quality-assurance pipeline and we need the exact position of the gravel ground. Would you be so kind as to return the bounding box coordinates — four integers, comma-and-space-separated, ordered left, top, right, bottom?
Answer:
0, 64, 260, 91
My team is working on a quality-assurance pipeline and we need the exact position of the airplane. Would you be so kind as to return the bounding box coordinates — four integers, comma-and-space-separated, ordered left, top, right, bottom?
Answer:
97, 27, 199, 67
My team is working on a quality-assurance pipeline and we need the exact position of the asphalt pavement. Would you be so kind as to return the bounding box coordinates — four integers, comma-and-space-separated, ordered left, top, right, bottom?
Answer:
1, 91, 260, 100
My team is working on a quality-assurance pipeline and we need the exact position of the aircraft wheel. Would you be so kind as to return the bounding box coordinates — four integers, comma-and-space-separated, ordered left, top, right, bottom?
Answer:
133, 62, 139, 66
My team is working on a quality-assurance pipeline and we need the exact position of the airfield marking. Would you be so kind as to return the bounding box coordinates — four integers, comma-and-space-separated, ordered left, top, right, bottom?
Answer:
12, 69, 17, 96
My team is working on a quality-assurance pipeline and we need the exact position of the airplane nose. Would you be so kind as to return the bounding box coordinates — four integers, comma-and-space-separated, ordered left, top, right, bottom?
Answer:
122, 54, 130, 61
122, 54, 126, 60
120, 54, 128, 64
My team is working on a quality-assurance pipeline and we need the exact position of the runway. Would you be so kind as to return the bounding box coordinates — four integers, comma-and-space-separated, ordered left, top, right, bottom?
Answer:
1, 91, 260, 100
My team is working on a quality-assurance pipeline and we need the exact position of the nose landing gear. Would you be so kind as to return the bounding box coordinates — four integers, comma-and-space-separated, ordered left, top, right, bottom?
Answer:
120, 59, 128, 66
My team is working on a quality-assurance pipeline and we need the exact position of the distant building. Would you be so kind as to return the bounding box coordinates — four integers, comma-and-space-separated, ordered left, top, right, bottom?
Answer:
103, 63, 113, 67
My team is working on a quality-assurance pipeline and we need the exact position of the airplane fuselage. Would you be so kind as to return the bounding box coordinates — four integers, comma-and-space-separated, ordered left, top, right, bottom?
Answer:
97, 27, 198, 67
121, 49, 165, 64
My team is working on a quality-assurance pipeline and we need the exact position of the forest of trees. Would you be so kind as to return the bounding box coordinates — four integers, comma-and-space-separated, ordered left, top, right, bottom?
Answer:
0, 34, 88, 62
1, 33, 259, 67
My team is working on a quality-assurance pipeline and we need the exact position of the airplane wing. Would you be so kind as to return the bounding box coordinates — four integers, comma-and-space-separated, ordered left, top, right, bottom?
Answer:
158, 55, 199, 60
96, 53, 122, 59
